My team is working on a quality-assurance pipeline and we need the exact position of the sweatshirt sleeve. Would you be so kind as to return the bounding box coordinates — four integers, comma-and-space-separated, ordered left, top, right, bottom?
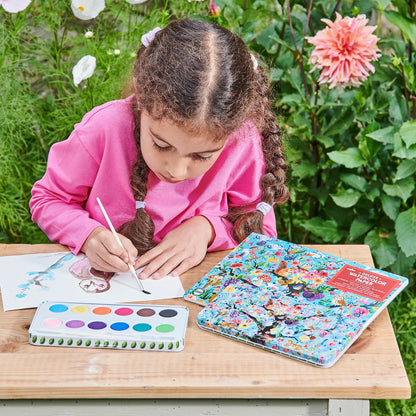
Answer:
202, 124, 277, 252
30, 131, 103, 254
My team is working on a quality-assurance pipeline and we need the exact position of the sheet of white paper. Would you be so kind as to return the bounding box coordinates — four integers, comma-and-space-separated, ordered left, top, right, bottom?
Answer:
0, 252, 185, 311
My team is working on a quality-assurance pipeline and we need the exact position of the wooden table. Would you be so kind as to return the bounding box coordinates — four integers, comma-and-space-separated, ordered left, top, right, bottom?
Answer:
0, 244, 410, 416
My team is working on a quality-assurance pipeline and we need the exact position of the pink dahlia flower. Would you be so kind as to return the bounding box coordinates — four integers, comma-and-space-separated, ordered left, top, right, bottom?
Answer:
307, 13, 381, 89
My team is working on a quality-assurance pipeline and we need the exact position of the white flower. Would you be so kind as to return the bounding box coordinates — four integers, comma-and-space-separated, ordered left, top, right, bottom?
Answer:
0, 0, 31, 13
125, 0, 149, 4
114, 49, 121, 55
72, 55, 96, 86
85, 31, 94, 39
71, 0, 105, 20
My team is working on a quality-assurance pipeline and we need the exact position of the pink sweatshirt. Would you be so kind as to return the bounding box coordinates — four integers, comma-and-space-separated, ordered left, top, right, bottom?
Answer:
30, 97, 277, 254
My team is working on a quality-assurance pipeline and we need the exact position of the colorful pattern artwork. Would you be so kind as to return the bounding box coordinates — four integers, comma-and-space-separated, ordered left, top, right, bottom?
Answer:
187, 233, 408, 367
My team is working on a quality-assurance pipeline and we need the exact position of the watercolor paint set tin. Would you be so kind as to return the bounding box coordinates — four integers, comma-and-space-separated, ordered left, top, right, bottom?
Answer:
29, 301, 189, 351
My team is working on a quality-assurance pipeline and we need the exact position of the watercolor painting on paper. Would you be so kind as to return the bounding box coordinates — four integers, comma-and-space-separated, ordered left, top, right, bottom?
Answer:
0, 252, 184, 311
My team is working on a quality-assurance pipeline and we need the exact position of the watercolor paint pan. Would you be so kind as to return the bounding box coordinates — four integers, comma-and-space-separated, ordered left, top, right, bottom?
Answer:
29, 301, 189, 351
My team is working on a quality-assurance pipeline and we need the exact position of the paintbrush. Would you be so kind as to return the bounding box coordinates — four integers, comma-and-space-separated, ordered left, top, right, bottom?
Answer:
96, 197, 150, 295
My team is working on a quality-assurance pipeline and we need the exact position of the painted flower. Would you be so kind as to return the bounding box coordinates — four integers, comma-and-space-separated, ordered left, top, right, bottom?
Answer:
307, 13, 380, 89
0, 0, 31, 13
209, 0, 221, 17
353, 307, 369, 317
71, 0, 105, 20
72, 55, 96, 86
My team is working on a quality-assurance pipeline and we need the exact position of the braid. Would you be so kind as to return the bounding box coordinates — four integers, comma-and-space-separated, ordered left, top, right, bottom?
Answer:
117, 99, 156, 255
227, 67, 289, 242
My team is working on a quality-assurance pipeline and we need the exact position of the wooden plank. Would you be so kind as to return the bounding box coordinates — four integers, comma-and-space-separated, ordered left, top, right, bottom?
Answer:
0, 244, 410, 400
0, 399, 330, 416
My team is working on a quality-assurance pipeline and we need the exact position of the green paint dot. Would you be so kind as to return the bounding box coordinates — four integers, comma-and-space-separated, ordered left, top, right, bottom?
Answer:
85, 340, 91, 346
77, 339, 82, 346
155, 324, 174, 333
140, 342, 146, 349
48, 338, 54, 345
113, 341, 118, 348
103, 341, 109, 347
131, 342, 137, 348
40, 337, 45, 344
32, 336, 37, 343
122, 341, 127, 348
158, 343, 164, 350
95, 341, 100, 347
67, 339, 73, 345
168, 343, 173, 350
58, 339, 64, 345
150, 342, 155, 349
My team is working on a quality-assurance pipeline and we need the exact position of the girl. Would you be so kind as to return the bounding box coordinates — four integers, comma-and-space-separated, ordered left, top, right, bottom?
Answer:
30, 19, 289, 280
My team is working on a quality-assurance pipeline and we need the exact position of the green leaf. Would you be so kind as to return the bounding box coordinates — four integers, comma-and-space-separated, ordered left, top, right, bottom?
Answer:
330, 189, 362, 208
279, 93, 301, 104
385, 10, 416, 49
381, 195, 401, 221
367, 186, 380, 202
324, 108, 355, 137
315, 135, 334, 149
301, 218, 342, 243
291, 160, 318, 180
270, 68, 284, 82
388, 90, 407, 125
395, 159, 416, 181
359, 136, 383, 160
393, 132, 416, 159
327, 148, 366, 168
372, 0, 391, 11
340, 173, 367, 192
366, 126, 396, 144
383, 177, 415, 202
256, 23, 280, 53
395, 206, 416, 257
390, 251, 416, 277
399, 120, 416, 148
349, 217, 373, 240
364, 230, 398, 269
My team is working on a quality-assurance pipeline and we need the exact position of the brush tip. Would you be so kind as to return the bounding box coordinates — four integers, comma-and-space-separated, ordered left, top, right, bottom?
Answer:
142, 290, 151, 295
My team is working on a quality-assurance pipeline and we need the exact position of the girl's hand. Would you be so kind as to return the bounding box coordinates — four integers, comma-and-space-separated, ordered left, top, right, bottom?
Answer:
135, 216, 215, 279
81, 226, 138, 273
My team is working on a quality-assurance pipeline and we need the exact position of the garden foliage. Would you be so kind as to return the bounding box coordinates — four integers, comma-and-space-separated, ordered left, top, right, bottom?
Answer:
215, 0, 416, 280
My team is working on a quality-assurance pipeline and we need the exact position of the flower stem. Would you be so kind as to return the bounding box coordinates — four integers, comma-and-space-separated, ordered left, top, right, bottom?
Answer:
410, 0, 414, 63
286, 0, 310, 102
400, 63, 411, 120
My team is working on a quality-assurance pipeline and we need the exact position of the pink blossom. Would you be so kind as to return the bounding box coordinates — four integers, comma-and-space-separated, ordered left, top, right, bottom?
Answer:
209, 0, 220, 17
0, 0, 31, 13
307, 13, 381, 89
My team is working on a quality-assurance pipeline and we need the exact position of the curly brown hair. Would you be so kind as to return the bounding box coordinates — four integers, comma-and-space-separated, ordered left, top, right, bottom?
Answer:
118, 19, 289, 254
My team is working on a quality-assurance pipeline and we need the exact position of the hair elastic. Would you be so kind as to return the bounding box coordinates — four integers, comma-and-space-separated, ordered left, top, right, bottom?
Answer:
250, 53, 258, 70
141, 27, 161, 47
136, 201, 146, 210
256, 202, 272, 216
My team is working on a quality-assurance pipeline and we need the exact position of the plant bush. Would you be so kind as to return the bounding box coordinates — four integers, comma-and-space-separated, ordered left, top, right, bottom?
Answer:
213, 0, 416, 281
0, 1, 415, 414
